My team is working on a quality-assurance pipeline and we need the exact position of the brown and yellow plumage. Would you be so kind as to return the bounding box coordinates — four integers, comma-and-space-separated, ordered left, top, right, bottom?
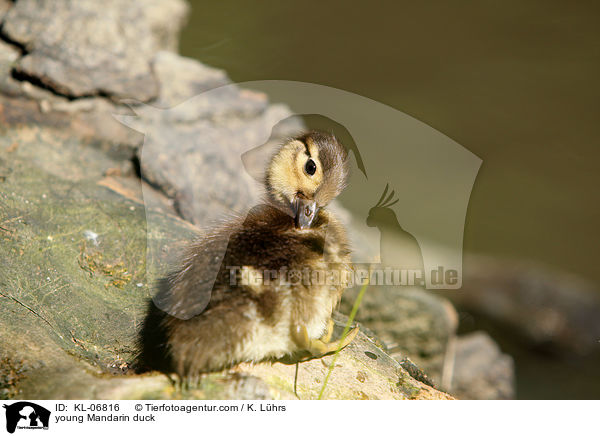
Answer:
137, 131, 357, 378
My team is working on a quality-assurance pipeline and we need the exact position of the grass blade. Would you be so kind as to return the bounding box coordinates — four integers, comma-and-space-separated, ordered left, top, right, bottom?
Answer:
317, 279, 369, 399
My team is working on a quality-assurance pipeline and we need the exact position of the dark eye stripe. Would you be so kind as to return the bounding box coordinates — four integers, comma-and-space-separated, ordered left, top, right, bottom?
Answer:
302, 140, 311, 157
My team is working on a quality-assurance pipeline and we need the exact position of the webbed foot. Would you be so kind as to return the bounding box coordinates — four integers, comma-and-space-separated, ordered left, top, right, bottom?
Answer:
292, 320, 359, 357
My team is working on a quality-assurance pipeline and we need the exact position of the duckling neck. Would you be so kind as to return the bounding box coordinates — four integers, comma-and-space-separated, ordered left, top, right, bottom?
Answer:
242, 203, 295, 229
241, 203, 342, 241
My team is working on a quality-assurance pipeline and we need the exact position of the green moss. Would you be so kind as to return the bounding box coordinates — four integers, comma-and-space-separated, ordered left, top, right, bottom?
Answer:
78, 242, 132, 289
0, 145, 196, 397
397, 373, 422, 399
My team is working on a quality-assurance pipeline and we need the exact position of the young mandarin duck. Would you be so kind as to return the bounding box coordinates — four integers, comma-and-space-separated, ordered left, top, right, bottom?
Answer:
138, 131, 358, 379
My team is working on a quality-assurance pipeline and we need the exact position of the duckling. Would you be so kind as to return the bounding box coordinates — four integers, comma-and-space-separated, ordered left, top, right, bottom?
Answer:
137, 131, 358, 379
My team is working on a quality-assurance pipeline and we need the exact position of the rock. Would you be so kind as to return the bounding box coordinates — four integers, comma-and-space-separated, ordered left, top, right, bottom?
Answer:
151, 51, 231, 108
147, 50, 272, 121
0, 92, 143, 158
1, 0, 188, 100
398, 357, 436, 388
133, 103, 302, 226
0, 41, 22, 96
237, 315, 452, 400
453, 256, 600, 356
450, 331, 515, 400
0, 0, 456, 400
140, 0, 189, 52
0, 127, 451, 400
340, 285, 458, 388
0, 0, 11, 20
0, 124, 135, 182
120, 55, 305, 226
0, 150, 153, 389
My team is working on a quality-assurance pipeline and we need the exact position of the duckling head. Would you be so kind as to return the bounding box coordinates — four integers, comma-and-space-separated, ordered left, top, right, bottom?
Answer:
266, 131, 349, 229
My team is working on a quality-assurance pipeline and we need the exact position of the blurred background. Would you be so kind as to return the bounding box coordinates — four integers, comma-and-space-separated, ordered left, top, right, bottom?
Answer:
179, 0, 600, 399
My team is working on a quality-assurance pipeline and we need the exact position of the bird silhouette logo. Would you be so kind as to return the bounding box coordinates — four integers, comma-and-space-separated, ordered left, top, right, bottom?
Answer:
116, 79, 481, 318
367, 184, 424, 276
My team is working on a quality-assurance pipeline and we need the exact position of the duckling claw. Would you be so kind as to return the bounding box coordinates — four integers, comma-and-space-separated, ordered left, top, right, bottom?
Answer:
292, 323, 359, 357
320, 318, 335, 343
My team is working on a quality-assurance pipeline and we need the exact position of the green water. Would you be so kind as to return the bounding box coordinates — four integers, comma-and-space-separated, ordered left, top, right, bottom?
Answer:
179, 0, 600, 398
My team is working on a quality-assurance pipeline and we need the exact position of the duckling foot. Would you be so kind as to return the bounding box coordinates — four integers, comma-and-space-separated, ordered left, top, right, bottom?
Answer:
321, 318, 335, 343
292, 322, 359, 357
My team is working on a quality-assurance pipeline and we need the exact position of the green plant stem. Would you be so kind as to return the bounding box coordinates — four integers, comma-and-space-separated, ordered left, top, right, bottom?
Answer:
317, 280, 370, 399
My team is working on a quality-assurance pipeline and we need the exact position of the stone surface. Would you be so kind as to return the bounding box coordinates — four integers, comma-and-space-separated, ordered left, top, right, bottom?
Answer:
340, 285, 457, 389
0, 128, 451, 400
0, 0, 508, 400
0, 0, 11, 20
339, 279, 518, 400
1, 0, 188, 100
237, 316, 452, 400
450, 331, 515, 400
134, 103, 302, 226
0, 92, 143, 158
453, 256, 600, 356
151, 51, 231, 108
118, 57, 305, 226
0, 40, 21, 96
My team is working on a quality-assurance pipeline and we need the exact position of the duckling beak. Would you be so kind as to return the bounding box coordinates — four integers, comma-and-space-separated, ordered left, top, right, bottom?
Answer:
294, 198, 318, 229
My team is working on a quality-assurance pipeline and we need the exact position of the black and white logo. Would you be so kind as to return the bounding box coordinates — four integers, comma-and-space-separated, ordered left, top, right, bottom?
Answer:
2, 402, 50, 433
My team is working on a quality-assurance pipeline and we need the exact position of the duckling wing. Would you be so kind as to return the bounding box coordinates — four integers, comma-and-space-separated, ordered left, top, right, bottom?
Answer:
151, 227, 234, 320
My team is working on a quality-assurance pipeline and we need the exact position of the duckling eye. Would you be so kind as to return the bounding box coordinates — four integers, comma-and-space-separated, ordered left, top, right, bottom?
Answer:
305, 159, 317, 176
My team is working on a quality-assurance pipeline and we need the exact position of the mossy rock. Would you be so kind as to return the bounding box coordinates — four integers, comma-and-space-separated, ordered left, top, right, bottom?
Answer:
0, 125, 452, 399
